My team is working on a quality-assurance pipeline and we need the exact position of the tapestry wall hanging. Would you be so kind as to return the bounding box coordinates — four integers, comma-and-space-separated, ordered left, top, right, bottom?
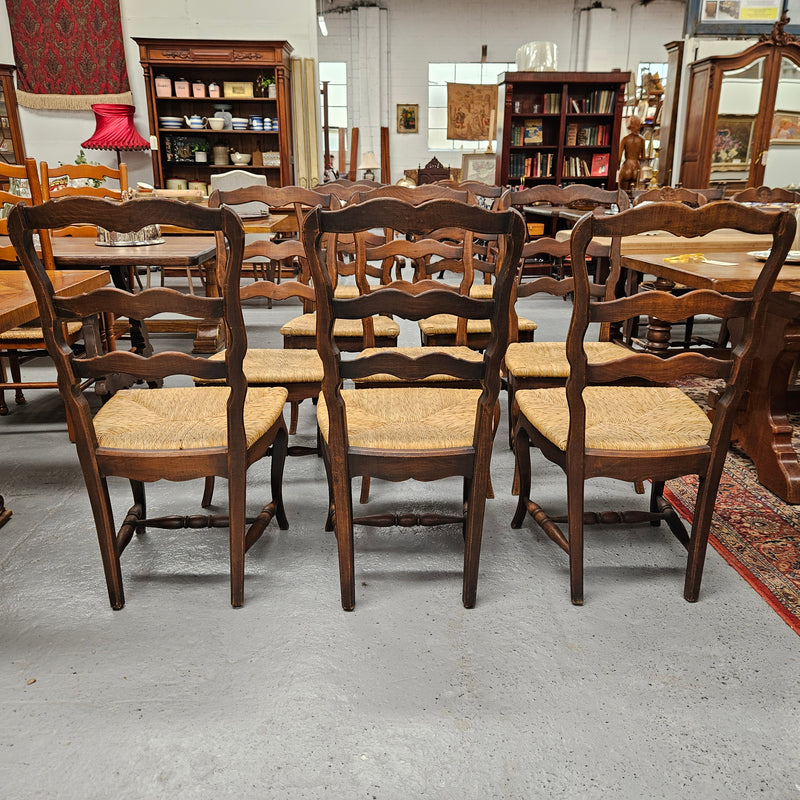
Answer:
5, 0, 133, 110
446, 83, 497, 141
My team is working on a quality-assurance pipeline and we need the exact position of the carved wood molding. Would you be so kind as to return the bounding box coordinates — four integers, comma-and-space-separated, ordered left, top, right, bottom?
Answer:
758, 12, 799, 46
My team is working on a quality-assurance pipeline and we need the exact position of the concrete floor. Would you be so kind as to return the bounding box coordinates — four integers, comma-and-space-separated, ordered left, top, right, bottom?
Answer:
1, 288, 798, 799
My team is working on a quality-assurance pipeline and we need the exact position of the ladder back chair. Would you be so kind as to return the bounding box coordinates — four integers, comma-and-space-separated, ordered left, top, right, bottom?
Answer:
0, 158, 83, 417
511, 202, 796, 605
205, 184, 327, 444
302, 198, 525, 610
731, 185, 800, 204
9, 196, 290, 609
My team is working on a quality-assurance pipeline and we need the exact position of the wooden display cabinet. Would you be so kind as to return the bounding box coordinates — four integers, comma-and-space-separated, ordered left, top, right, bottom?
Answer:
679, 22, 800, 192
135, 38, 294, 188
495, 71, 629, 189
0, 64, 26, 167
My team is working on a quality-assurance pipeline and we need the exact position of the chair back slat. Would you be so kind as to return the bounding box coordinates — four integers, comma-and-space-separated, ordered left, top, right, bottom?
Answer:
55, 287, 223, 321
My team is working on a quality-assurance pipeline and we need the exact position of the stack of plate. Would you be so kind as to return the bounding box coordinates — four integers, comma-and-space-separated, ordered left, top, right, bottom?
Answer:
159, 116, 182, 129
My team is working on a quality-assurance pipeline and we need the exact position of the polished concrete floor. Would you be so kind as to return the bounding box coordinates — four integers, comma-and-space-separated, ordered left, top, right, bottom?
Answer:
1, 289, 798, 799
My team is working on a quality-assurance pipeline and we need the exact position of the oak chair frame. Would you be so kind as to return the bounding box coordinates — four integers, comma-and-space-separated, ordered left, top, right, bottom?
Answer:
511, 201, 796, 605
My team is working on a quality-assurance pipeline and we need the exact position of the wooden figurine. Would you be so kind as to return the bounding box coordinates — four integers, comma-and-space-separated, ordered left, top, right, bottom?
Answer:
618, 115, 645, 193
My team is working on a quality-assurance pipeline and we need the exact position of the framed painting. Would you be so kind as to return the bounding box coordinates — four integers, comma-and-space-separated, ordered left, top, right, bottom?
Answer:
770, 112, 800, 142
397, 104, 418, 134
461, 153, 496, 184
712, 115, 756, 168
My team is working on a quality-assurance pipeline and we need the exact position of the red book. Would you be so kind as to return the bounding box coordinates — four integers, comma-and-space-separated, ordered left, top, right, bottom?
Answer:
591, 153, 609, 177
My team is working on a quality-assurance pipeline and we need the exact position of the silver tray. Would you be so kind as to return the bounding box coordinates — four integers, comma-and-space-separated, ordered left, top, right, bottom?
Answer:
747, 250, 800, 263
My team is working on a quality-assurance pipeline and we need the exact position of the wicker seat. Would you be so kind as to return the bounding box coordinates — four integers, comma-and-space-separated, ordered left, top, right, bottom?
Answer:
9, 195, 290, 609
511, 201, 796, 606
303, 197, 525, 610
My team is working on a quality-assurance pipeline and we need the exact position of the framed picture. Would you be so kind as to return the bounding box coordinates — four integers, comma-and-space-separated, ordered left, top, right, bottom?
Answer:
461, 153, 497, 184
770, 112, 800, 142
684, 0, 798, 37
712, 115, 756, 167
397, 104, 418, 134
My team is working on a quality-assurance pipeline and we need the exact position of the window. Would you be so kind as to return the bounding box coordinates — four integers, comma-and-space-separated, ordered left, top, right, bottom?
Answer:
428, 62, 516, 151
320, 62, 347, 154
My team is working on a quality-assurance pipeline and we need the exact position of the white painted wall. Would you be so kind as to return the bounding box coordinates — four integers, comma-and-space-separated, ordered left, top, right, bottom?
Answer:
319, 0, 686, 182
0, 0, 318, 185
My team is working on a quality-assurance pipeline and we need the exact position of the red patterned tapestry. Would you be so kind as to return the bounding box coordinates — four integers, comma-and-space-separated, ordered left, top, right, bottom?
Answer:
5, 0, 132, 110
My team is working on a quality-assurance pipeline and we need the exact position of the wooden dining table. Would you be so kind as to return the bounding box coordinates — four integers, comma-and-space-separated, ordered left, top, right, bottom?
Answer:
11, 235, 223, 353
0, 268, 111, 528
621, 248, 800, 503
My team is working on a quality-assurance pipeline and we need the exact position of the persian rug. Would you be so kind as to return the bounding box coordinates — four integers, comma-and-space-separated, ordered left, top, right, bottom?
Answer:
665, 379, 800, 635
5, 0, 132, 109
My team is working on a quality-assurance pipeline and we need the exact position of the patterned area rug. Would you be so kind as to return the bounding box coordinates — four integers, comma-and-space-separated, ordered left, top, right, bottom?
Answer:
665, 380, 800, 635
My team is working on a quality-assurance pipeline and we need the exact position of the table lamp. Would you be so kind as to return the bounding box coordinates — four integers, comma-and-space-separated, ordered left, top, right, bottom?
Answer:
358, 151, 380, 182
81, 103, 150, 167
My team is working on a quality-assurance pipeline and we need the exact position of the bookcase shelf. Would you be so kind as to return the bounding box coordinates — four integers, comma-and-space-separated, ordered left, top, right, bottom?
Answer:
495, 71, 629, 188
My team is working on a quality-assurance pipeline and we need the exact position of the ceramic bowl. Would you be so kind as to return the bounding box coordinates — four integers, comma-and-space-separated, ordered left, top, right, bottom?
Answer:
230, 152, 251, 165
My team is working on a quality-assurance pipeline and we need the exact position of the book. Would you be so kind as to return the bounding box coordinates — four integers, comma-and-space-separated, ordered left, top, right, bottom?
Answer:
522, 118, 543, 145
566, 123, 577, 146
591, 153, 609, 177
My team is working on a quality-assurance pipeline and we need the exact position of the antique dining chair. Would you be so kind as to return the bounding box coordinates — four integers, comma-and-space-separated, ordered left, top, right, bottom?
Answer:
205, 184, 328, 441
511, 201, 796, 605
40, 160, 129, 201
731, 185, 800, 204
0, 158, 86, 417
633, 186, 708, 207
9, 196, 289, 609
302, 198, 525, 610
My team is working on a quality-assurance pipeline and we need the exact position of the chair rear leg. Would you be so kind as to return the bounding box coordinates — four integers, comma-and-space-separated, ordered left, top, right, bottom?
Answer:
462, 471, 489, 608
228, 468, 247, 608
271, 423, 290, 530
202, 476, 215, 508
9, 353, 26, 406
330, 465, 356, 610
684, 471, 719, 602
83, 469, 125, 609
0, 355, 8, 415
511, 424, 532, 528
566, 473, 585, 606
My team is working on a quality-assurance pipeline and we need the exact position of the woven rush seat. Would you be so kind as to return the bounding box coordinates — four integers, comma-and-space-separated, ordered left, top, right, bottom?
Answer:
281, 311, 401, 339
0, 321, 82, 342
205, 348, 323, 384
93, 386, 288, 450
419, 312, 537, 336
318, 386, 481, 450
334, 284, 360, 298
516, 386, 712, 451
505, 340, 628, 378
352, 345, 483, 383
469, 283, 494, 298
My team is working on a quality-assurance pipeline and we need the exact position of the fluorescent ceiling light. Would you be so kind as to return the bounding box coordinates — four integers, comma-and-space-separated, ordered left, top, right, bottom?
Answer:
318, 14, 328, 36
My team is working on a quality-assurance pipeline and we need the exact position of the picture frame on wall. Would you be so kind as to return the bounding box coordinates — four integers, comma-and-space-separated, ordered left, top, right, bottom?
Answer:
712, 114, 756, 168
770, 112, 800, 142
461, 152, 496, 184
397, 104, 418, 134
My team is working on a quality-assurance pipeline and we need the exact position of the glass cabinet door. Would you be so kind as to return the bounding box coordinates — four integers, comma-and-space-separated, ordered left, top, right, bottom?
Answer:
763, 56, 800, 188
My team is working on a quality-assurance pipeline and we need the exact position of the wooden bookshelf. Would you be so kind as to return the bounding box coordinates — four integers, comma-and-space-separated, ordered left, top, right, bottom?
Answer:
495, 71, 629, 189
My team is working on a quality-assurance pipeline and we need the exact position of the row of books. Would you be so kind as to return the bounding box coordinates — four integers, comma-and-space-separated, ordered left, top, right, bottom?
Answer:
568, 89, 615, 114
508, 152, 555, 179
512, 93, 561, 115
542, 92, 561, 113
565, 122, 611, 146
509, 118, 544, 146
562, 152, 609, 177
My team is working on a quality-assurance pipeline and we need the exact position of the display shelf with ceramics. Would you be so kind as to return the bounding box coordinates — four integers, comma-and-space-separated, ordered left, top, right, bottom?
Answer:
135, 38, 294, 188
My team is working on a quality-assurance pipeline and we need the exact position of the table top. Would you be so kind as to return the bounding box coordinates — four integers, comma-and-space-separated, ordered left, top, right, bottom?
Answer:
621, 251, 800, 293
0, 269, 110, 331
618, 229, 775, 255
46, 235, 217, 267
160, 213, 291, 236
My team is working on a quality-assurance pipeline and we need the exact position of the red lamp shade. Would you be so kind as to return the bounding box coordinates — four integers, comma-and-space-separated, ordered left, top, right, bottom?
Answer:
81, 104, 150, 152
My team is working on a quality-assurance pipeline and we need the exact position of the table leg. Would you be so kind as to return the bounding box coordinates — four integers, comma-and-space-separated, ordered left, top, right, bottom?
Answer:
192, 256, 223, 353
726, 295, 800, 503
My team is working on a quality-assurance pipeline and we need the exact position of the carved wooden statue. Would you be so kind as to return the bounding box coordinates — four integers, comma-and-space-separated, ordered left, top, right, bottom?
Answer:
618, 115, 645, 193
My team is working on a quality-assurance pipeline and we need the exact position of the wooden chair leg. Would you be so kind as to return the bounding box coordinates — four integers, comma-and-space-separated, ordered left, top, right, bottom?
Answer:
228, 466, 247, 608
0, 355, 9, 415
511, 424, 532, 528
201, 476, 215, 508
684, 465, 723, 602
289, 400, 299, 435
359, 476, 371, 504
271, 424, 290, 530
85, 471, 125, 610
330, 466, 356, 610
9, 352, 26, 406
566, 473, 585, 606
462, 470, 489, 608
